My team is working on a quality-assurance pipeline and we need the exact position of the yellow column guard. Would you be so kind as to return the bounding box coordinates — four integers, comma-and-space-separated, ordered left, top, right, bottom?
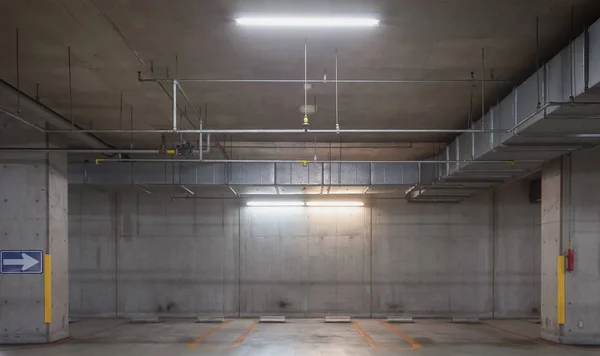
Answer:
557, 255, 565, 325
44, 254, 52, 324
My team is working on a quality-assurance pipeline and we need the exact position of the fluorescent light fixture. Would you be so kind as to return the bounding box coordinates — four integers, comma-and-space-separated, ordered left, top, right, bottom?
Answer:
246, 201, 305, 207
306, 201, 364, 207
246, 201, 364, 207
235, 16, 380, 28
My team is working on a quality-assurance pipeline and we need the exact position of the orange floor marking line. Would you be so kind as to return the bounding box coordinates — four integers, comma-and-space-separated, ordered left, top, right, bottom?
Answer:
190, 321, 257, 350
187, 320, 231, 348
352, 320, 422, 351
383, 322, 423, 350
352, 321, 381, 348
225, 322, 257, 348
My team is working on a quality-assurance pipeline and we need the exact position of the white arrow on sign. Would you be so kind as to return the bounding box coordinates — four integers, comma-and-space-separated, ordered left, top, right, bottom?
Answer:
2, 253, 40, 271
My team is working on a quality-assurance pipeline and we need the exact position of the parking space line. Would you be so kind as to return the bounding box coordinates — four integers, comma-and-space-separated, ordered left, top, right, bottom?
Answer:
352, 321, 381, 348
187, 320, 231, 348
352, 320, 422, 351
225, 322, 257, 348
383, 322, 422, 349
188, 321, 257, 350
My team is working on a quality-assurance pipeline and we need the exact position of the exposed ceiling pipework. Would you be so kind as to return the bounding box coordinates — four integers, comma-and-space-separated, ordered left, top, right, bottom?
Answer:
408, 17, 600, 202
73, 15, 600, 200
4, 3, 600, 202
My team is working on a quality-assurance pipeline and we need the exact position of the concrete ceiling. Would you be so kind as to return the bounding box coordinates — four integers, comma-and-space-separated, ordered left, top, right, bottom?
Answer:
1, 0, 600, 159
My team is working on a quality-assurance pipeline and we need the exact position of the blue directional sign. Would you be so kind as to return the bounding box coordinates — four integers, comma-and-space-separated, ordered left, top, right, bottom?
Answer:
0, 250, 43, 274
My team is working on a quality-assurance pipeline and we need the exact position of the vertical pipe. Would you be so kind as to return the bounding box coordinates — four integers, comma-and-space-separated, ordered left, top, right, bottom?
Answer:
68, 46, 73, 127
491, 188, 497, 318
569, 5, 576, 100
584, 25, 590, 92
471, 131, 475, 159
221, 199, 225, 316
335, 49, 340, 132
369, 200, 373, 318
199, 119, 203, 161
237, 201, 242, 317
130, 106, 134, 148
481, 48, 485, 129
536, 17, 541, 108
173, 80, 178, 131
114, 192, 119, 317
119, 93, 123, 148
16, 28, 20, 113
468, 72, 474, 127
305, 41, 307, 111
303, 40, 308, 128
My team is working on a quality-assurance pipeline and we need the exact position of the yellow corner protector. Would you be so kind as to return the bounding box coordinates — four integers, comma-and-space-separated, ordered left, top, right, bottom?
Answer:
44, 254, 52, 324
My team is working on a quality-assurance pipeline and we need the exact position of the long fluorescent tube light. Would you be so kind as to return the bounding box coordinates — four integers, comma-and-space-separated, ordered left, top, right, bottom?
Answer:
246, 201, 364, 207
246, 201, 305, 207
306, 201, 364, 207
235, 17, 380, 28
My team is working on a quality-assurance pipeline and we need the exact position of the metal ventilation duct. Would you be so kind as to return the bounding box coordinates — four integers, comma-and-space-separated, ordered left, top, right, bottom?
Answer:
409, 18, 600, 202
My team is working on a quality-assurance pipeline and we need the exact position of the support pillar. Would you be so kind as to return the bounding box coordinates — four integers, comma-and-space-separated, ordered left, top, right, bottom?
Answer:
541, 151, 600, 345
0, 116, 69, 343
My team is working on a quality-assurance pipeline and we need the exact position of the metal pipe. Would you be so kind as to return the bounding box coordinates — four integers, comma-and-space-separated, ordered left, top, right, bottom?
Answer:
179, 185, 195, 196
199, 119, 203, 161
215, 143, 418, 148
139, 78, 512, 84
68, 46, 73, 127
15, 28, 20, 113
0, 148, 160, 154
46, 99, 599, 136
304, 40, 307, 126
481, 48, 485, 126
172, 79, 178, 131
203, 131, 211, 154
335, 49, 340, 132
45, 128, 507, 134
95, 158, 541, 164
0, 106, 46, 132
535, 17, 541, 108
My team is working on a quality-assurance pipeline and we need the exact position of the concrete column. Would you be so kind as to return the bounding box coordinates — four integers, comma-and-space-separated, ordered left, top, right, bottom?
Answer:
541, 150, 600, 345
0, 117, 69, 343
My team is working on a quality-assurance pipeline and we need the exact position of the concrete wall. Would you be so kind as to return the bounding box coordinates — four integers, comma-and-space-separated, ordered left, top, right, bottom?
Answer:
494, 179, 541, 318
0, 117, 69, 343
541, 158, 563, 339
239, 205, 370, 317
69, 179, 540, 318
566, 150, 600, 344
69, 190, 238, 317
541, 150, 600, 345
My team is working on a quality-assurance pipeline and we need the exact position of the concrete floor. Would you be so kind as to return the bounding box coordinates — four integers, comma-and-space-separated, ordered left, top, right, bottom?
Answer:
0, 319, 598, 355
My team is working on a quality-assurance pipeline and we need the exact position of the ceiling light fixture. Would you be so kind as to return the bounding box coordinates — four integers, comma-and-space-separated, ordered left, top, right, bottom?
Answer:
246, 201, 305, 207
235, 16, 380, 28
246, 201, 364, 207
306, 201, 364, 207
